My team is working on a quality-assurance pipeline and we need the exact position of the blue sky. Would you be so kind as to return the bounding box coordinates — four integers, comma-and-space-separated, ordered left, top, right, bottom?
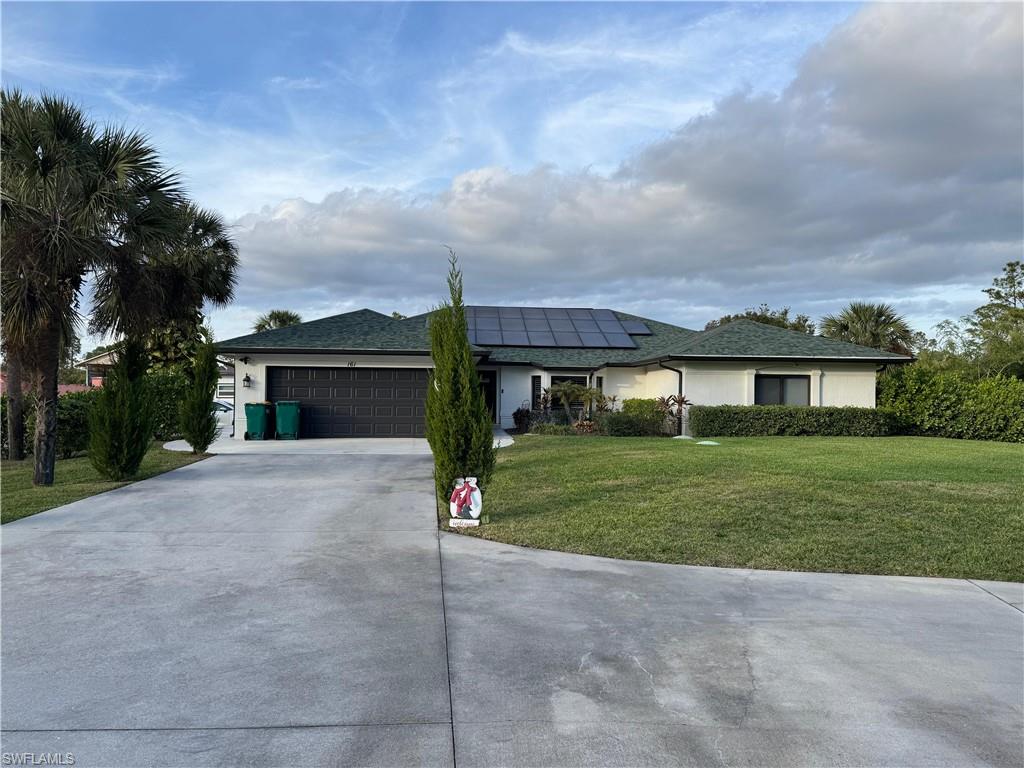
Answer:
3, 2, 1021, 344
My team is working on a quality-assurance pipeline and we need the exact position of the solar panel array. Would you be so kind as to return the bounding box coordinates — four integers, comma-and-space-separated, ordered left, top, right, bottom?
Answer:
465, 307, 651, 348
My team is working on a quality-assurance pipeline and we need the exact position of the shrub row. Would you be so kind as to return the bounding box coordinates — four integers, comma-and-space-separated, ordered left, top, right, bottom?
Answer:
689, 405, 893, 438
596, 410, 665, 436
878, 368, 1024, 443
1, 371, 190, 459
147, 370, 190, 441
2, 390, 101, 459
524, 398, 675, 437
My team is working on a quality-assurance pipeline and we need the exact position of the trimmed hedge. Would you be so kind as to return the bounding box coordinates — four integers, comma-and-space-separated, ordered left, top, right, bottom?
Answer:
147, 371, 189, 440
689, 405, 893, 438
2, 390, 101, 459
596, 411, 666, 437
530, 423, 575, 436
1, 370, 190, 460
878, 368, 1024, 443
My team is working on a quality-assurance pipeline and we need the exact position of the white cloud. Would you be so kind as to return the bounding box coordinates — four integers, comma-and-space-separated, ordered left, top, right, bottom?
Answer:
267, 76, 325, 91
218, 3, 1023, 341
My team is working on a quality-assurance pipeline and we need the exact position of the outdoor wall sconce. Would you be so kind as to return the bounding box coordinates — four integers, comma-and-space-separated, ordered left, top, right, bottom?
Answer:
242, 373, 253, 388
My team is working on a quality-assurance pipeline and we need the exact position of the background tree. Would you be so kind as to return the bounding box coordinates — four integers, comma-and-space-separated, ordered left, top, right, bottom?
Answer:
87, 340, 154, 480
146, 313, 212, 372
253, 310, 302, 332
705, 304, 815, 334
391, 311, 407, 320
58, 334, 85, 385
1, 90, 237, 485
178, 341, 219, 453
425, 252, 495, 504
966, 261, 1024, 377
141, 204, 237, 369
820, 302, 915, 354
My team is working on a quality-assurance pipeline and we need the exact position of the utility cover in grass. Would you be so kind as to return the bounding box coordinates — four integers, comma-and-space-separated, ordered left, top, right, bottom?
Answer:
696, 440, 720, 446
673, 435, 694, 440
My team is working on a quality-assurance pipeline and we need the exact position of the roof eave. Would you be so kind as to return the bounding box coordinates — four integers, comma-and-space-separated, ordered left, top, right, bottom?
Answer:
216, 345, 489, 360
608, 353, 913, 367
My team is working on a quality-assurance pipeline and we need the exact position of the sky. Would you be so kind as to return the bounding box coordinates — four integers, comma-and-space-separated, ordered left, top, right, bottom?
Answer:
2, 1, 1022, 347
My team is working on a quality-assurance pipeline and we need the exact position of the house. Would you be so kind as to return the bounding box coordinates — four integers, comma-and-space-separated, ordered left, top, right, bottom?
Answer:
76, 350, 235, 403
77, 349, 116, 387
216, 307, 911, 439
215, 363, 235, 403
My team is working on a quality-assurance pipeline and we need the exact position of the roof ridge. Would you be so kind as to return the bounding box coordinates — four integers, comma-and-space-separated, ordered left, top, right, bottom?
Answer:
669, 318, 744, 353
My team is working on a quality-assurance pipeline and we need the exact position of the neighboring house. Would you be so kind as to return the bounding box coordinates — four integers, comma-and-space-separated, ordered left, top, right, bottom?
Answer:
216, 307, 911, 439
216, 362, 235, 403
77, 349, 115, 387
76, 351, 235, 404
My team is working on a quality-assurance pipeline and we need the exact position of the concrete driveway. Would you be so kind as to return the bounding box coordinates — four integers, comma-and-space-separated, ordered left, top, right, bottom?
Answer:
2, 455, 1021, 767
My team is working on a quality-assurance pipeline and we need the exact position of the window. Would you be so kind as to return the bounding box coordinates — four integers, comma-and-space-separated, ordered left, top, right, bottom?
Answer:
550, 375, 588, 411
755, 375, 810, 406
531, 375, 542, 410
596, 376, 604, 392
217, 381, 235, 399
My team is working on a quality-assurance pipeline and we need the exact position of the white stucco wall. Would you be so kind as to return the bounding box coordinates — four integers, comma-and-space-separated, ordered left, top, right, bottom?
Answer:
668, 361, 878, 407
227, 352, 879, 437
819, 367, 878, 407
494, 367, 541, 428
597, 367, 647, 402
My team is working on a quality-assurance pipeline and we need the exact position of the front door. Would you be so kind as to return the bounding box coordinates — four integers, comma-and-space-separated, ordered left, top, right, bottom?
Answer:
478, 371, 498, 424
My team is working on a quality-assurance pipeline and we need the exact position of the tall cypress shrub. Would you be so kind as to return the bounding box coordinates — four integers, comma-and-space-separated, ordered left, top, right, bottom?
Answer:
88, 340, 154, 480
179, 342, 220, 453
426, 254, 496, 504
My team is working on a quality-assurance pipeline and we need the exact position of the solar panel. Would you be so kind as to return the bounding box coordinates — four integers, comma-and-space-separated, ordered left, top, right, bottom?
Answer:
475, 329, 502, 345
620, 320, 652, 335
464, 307, 646, 348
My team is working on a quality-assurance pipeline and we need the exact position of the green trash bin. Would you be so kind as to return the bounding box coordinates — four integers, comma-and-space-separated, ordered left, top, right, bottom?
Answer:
275, 400, 300, 440
244, 402, 274, 440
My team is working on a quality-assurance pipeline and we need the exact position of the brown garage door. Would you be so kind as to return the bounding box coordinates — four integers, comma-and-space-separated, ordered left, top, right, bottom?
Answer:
267, 367, 428, 438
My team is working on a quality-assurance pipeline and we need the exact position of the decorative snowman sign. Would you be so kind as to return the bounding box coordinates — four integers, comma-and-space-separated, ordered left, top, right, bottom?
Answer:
448, 477, 482, 527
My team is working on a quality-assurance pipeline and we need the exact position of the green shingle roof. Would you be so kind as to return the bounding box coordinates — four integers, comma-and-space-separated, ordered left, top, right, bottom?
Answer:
217, 307, 911, 366
663, 318, 911, 361
217, 309, 432, 352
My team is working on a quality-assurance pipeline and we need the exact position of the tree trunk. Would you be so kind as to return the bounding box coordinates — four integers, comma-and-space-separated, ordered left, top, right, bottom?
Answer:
32, 329, 60, 486
6, 351, 26, 461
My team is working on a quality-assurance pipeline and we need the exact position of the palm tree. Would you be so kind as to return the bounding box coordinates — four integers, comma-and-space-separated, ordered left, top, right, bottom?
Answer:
1, 90, 237, 485
253, 309, 302, 332
820, 302, 915, 354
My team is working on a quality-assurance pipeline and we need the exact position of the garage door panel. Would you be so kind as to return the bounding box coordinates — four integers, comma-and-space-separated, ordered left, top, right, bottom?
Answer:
266, 366, 428, 438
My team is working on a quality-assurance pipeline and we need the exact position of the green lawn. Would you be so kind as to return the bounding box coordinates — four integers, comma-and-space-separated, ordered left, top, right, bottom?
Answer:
1, 444, 207, 524
473, 436, 1024, 582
